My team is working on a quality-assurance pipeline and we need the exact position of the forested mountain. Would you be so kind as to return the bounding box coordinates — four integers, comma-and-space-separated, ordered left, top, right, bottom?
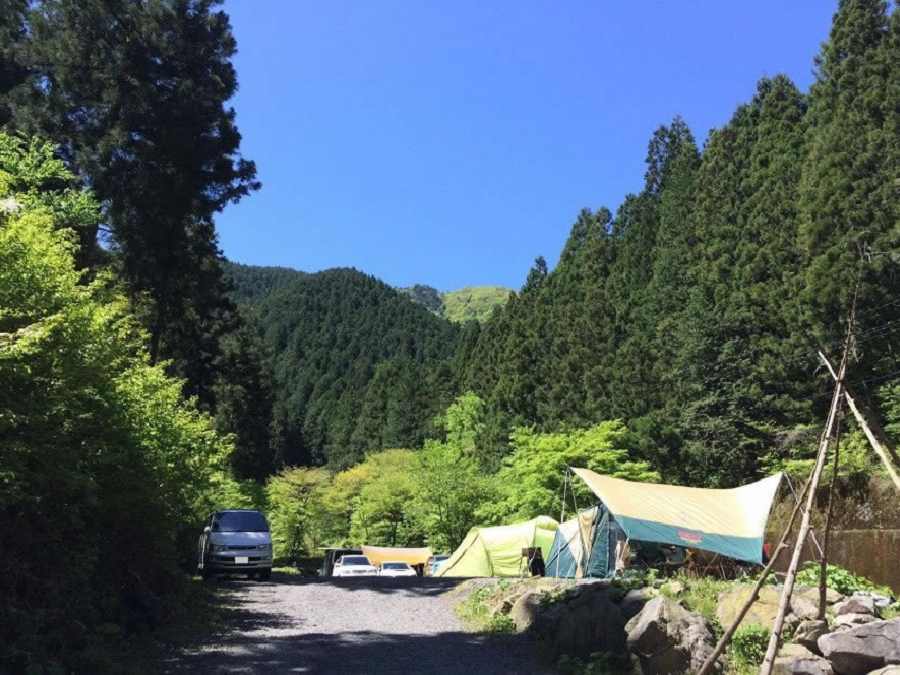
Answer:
227, 264, 461, 469
399, 284, 511, 322
461, 0, 899, 486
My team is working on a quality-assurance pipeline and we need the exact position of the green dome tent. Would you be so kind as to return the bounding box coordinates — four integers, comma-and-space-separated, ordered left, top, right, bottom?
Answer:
435, 515, 559, 577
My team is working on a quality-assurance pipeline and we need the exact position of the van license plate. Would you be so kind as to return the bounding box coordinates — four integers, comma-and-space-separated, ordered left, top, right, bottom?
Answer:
235, 556, 249, 564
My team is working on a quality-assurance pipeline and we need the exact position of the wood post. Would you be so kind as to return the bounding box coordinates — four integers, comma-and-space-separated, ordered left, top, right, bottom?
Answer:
696, 473, 812, 675
759, 343, 851, 674
819, 351, 900, 494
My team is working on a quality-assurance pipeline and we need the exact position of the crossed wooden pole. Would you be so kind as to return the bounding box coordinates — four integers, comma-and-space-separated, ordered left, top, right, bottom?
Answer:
698, 307, 900, 675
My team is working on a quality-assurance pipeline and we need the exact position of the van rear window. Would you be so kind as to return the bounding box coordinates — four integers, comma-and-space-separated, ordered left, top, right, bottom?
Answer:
215, 511, 268, 532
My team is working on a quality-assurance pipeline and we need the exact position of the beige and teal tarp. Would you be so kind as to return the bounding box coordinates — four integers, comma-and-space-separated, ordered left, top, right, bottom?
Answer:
572, 469, 782, 565
435, 515, 559, 577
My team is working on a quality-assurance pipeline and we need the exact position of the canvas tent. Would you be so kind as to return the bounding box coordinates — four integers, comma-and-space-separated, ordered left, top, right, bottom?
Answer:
361, 545, 432, 568
546, 507, 615, 578
547, 470, 783, 578
435, 516, 559, 577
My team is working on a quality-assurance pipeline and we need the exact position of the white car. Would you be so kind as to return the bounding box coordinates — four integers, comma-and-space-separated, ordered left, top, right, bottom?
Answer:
332, 554, 377, 577
378, 561, 417, 577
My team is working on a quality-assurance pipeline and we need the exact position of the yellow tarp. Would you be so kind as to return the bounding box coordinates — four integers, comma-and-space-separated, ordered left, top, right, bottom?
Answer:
361, 545, 433, 567
435, 515, 559, 577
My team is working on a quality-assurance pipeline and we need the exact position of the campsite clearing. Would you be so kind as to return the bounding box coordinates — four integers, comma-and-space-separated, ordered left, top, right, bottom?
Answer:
167, 573, 548, 674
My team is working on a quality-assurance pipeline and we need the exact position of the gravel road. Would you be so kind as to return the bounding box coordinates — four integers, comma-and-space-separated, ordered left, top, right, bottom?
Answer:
166, 573, 549, 674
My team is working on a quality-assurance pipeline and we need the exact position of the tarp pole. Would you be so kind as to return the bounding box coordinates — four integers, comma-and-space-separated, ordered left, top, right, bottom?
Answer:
697, 474, 811, 675
759, 300, 856, 675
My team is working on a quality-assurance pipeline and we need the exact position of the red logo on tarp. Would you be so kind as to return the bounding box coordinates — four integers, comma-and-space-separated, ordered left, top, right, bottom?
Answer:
678, 530, 703, 545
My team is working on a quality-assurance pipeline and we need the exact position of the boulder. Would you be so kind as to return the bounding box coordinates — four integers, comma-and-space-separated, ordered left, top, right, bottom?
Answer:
835, 596, 876, 617
851, 592, 894, 613
717, 585, 783, 628
621, 588, 656, 621
795, 620, 830, 655
532, 584, 627, 660
817, 618, 900, 675
792, 595, 822, 621
625, 596, 720, 674
834, 614, 878, 630
509, 591, 543, 633
865, 667, 900, 674
774, 644, 835, 675
798, 586, 844, 606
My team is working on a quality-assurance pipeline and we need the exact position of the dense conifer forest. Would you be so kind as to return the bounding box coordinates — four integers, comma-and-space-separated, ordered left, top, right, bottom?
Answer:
1, 0, 898, 670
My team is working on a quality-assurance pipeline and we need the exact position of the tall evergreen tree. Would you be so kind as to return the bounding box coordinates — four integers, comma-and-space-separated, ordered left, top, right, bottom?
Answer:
799, 0, 899, 365
11, 0, 259, 398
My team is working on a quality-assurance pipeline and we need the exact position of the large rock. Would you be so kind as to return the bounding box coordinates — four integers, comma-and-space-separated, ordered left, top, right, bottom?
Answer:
625, 596, 720, 674
792, 595, 822, 621
717, 585, 783, 628
621, 588, 656, 621
817, 618, 900, 675
835, 614, 878, 630
773, 644, 835, 675
798, 586, 845, 606
532, 584, 627, 660
835, 596, 876, 617
865, 667, 900, 674
509, 591, 543, 632
795, 620, 830, 654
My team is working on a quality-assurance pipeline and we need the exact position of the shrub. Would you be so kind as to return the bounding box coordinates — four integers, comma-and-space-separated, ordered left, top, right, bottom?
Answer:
729, 624, 769, 669
795, 562, 892, 597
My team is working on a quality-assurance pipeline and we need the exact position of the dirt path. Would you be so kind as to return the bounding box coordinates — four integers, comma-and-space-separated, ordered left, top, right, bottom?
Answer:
165, 574, 549, 674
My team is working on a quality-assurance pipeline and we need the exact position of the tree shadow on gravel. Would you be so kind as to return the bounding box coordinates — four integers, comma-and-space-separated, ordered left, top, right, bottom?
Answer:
214, 573, 468, 597
163, 574, 548, 674
165, 629, 548, 674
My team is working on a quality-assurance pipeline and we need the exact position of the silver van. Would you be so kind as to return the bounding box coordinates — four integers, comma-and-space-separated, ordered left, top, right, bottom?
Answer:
197, 509, 273, 580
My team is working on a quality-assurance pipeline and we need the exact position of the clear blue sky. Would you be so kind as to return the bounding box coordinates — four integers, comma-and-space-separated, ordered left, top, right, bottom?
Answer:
217, 1, 836, 291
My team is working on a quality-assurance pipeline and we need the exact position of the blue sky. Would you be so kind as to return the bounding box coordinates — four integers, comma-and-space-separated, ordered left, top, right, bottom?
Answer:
218, 1, 836, 291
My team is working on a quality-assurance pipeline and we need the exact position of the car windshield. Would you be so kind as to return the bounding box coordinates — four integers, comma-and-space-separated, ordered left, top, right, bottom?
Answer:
214, 511, 268, 532
340, 556, 371, 566
383, 562, 409, 570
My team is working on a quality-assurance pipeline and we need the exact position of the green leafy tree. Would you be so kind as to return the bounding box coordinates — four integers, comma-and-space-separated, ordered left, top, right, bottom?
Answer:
265, 467, 330, 561
479, 421, 659, 524
0, 132, 238, 671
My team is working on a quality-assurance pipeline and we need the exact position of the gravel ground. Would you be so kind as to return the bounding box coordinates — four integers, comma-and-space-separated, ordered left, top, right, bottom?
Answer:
165, 573, 549, 674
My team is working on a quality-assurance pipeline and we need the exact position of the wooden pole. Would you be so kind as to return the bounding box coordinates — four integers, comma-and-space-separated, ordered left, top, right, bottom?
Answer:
696, 474, 811, 675
819, 352, 900, 494
759, 330, 853, 674
818, 406, 843, 619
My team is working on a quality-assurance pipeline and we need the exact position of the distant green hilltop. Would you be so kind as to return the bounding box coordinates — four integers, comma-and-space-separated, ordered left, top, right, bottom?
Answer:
399, 284, 511, 323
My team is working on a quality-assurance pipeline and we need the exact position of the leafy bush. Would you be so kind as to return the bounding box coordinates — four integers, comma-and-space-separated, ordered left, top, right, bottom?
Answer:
486, 614, 517, 634
729, 624, 769, 669
795, 562, 891, 597
0, 133, 238, 671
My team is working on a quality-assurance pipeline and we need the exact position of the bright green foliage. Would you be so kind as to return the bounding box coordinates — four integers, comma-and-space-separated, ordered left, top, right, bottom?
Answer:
5, 1, 275, 483
399, 284, 511, 323
480, 421, 659, 523
795, 562, 892, 596
729, 625, 770, 670
349, 449, 423, 547
0, 132, 238, 671
442, 286, 511, 323
265, 467, 330, 561
411, 393, 498, 550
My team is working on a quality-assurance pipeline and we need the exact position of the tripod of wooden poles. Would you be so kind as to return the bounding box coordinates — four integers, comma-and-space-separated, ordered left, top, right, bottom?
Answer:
697, 297, 900, 675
